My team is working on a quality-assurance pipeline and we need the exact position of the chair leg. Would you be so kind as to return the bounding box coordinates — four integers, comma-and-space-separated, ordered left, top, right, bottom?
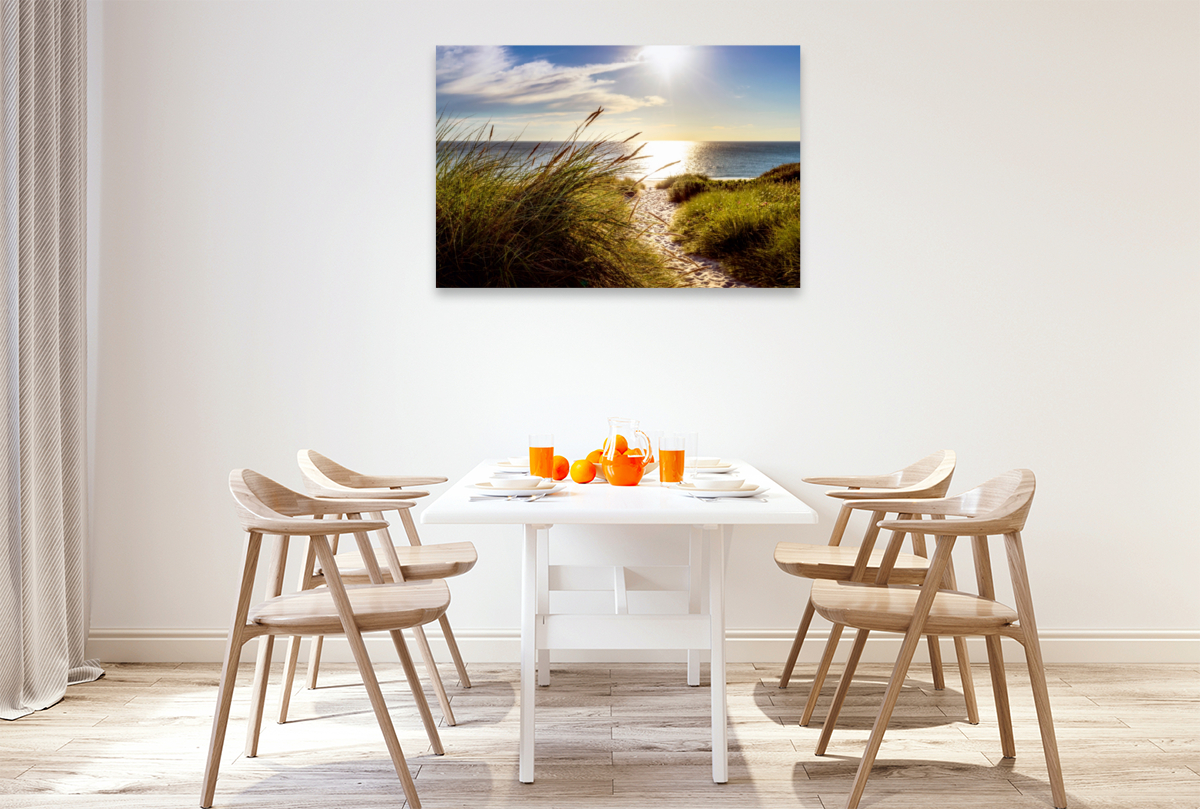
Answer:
779, 597, 816, 689
200, 631, 248, 808
1006, 532, 1067, 809
439, 613, 472, 688
311, 535, 424, 808
840, 535, 957, 809
985, 634, 1015, 756
801, 622, 843, 726
842, 625, 924, 809
940, 555, 979, 723
244, 635, 275, 757
353, 631, 423, 808
305, 635, 325, 688
953, 635, 979, 724
245, 534, 288, 757
412, 623, 457, 726
277, 634, 303, 723
201, 533, 262, 809
815, 628, 870, 755
389, 628, 445, 756
925, 635, 946, 690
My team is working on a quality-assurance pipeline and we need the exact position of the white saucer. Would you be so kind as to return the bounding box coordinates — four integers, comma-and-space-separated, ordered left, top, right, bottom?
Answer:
495, 460, 530, 471
472, 480, 563, 496
673, 482, 767, 498
689, 466, 737, 475
686, 460, 733, 471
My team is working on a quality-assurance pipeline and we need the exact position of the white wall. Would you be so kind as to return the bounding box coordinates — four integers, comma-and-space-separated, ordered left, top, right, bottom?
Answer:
87, 0, 1200, 663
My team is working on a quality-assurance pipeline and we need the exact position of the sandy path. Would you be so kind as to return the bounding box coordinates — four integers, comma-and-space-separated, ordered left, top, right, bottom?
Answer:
628, 189, 755, 288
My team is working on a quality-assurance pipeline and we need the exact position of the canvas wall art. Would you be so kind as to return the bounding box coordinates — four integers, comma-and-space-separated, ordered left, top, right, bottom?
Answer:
435, 46, 800, 288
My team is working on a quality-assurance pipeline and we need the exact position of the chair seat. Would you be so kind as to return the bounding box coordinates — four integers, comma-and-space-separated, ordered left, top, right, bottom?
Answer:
774, 542, 931, 585
810, 580, 1018, 636
318, 541, 477, 583
249, 580, 451, 635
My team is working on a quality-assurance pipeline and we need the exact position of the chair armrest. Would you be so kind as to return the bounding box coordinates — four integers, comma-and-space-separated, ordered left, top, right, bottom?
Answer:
840, 496, 958, 514
310, 488, 429, 500
249, 517, 389, 536
803, 474, 898, 488
828, 486, 940, 501
877, 516, 1008, 536
357, 474, 447, 488
308, 497, 416, 516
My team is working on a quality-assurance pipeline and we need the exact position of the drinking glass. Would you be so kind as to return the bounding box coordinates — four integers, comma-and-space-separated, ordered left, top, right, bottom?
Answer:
682, 432, 699, 481
658, 432, 686, 483
528, 433, 554, 478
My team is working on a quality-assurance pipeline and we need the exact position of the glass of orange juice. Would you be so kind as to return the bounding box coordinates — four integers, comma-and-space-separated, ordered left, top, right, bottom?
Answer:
658, 432, 686, 483
529, 433, 554, 478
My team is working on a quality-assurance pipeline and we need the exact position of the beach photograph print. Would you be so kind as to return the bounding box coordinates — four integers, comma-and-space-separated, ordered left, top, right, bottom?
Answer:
436, 46, 800, 288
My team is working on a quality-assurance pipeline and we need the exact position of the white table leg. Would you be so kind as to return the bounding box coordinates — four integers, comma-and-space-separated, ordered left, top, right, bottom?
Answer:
537, 526, 550, 687
520, 524, 538, 783
688, 527, 703, 687
710, 524, 729, 783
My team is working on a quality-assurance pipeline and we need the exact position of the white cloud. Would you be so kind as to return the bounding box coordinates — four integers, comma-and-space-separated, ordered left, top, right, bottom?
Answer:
436, 46, 666, 115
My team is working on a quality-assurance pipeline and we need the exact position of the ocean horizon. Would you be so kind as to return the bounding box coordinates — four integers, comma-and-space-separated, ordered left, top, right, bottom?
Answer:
439, 140, 800, 183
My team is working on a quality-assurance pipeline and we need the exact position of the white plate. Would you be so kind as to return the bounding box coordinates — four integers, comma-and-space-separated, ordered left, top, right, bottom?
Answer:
495, 460, 529, 471
689, 465, 737, 475
472, 480, 563, 496
673, 482, 768, 498
686, 459, 733, 471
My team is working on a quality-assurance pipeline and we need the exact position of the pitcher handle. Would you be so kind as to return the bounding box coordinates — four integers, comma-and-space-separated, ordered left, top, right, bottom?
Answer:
635, 430, 655, 463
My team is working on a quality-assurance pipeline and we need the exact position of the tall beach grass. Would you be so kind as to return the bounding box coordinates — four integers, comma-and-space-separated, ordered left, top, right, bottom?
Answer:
665, 162, 800, 287
436, 109, 678, 288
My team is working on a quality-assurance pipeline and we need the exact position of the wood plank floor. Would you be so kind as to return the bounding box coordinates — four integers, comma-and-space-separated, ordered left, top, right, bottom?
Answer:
1, 660, 1197, 808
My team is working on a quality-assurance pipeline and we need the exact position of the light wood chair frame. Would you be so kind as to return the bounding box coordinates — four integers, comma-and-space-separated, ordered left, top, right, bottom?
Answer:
775, 450, 979, 727
810, 469, 1066, 809
276, 450, 473, 729
203, 470, 449, 809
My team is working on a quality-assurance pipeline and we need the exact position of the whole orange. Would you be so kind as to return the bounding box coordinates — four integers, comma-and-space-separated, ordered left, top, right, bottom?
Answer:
551, 455, 569, 481
586, 448, 604, 464
569, 459, 597, 484
601, 435, 629, 455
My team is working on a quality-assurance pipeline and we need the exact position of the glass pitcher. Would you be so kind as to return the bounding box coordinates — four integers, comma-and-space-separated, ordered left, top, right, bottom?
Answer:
601, 416, 656, 486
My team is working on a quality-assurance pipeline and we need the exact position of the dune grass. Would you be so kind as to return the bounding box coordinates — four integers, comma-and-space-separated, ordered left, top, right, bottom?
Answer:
436, 110, 678, 288
665, 162, 800, 287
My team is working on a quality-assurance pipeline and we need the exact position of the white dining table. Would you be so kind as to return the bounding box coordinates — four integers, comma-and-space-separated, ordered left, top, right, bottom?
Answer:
420, 459, 818, 784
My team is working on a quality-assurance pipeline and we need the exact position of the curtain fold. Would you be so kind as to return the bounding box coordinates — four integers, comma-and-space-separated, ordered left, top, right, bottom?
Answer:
0, 0, 98, 721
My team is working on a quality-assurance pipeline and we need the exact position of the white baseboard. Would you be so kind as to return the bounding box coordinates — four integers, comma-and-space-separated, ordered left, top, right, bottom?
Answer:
88, 626, 1200, 665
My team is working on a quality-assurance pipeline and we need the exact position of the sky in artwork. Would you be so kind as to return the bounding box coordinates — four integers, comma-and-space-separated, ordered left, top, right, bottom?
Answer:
436, 45, 800, 142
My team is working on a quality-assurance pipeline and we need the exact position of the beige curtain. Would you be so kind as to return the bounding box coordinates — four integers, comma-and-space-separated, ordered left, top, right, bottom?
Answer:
0, 0, 98, 721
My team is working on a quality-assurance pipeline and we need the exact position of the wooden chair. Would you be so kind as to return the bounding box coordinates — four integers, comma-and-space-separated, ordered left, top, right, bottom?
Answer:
775, 450, 978, 727
809, 469, 1066, 809
274, 450, 475, 728
202, 469, 450, 809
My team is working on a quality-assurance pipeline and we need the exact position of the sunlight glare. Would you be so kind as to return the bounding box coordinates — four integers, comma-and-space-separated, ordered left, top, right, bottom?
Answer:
640, 46, 688, 74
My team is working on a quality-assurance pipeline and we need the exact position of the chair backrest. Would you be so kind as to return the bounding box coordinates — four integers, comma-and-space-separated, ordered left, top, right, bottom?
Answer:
828, 450, 957, 502
939, 469, 1036, 534
874, 469, 1036, 537
229, 468, 318, 530
298, 450, 373, 491
895, 450, 956, 488
229, 468, 394, 535
296, 449, 445, 498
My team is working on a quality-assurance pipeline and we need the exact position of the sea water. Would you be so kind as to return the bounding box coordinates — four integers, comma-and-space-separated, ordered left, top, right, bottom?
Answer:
441, 140, 800, 183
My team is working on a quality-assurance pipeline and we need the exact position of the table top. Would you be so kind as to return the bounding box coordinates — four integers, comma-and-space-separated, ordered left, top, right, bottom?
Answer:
420, 459, 819, 526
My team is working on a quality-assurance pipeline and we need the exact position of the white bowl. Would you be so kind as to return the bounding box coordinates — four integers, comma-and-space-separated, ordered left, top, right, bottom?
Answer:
499, 476, 543, 489
691, 476, 745, 491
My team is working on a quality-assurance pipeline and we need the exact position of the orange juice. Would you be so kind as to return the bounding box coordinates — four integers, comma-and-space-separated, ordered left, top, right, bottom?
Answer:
529, 445, 554, 478
659, 449, 685, 483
